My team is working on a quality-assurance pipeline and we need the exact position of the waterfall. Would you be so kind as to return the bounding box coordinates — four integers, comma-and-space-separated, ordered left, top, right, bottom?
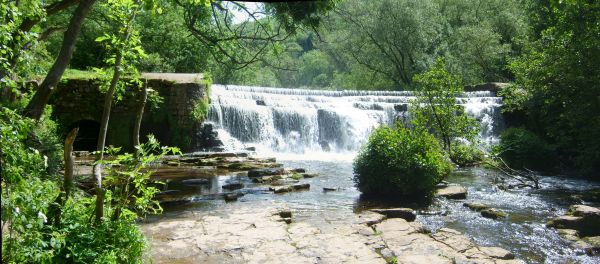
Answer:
207, 85, 503, 154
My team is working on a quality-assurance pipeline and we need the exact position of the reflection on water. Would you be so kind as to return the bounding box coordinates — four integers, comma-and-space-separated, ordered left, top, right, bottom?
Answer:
158, 157, 600, 263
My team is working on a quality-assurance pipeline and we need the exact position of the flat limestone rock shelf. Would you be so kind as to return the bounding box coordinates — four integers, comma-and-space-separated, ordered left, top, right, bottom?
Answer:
141, 205, 519, 264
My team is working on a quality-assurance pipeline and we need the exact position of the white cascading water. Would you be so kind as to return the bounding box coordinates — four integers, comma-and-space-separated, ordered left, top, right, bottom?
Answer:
207, 84, 503, 155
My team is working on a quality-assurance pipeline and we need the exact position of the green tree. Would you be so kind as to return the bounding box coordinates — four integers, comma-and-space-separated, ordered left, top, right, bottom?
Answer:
411, 58, 479, 154
503, 0, 600, 177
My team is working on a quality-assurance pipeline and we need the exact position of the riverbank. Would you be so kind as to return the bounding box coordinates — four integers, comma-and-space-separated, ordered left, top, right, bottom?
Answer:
108, 152, 600, 263
141, 202, 519, 263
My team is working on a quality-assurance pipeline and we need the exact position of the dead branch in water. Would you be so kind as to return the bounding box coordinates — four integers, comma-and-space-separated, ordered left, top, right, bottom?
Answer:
486, 156, 540, 189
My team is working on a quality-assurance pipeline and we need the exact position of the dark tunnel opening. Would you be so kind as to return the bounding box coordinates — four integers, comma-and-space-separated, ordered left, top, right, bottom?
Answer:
69, 120, 100, 151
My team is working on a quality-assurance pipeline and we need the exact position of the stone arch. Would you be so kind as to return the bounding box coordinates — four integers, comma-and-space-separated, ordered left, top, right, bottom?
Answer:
69, 120, 100, 151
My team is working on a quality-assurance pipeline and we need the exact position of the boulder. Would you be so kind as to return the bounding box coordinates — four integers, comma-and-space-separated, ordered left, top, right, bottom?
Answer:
557, 229, 580, 242
244, 146, 256, 151
481, 208, 507, 219
291, 168, 306, 173
256, 99, 266, 106
248, 168, 284, 178
222, 182, 244, 190
291, 183, 310, 190
370, 208, 416, 222
548, 204, 600, 236
547, 216, 585, 231
224, 193, 240, 202
479, 246, 515, 260
582, 236, 600, 255
323, 187, 338, 192
463, 202, 490, 212
302, 173, 318, 178
277, 210, 292, 218
436, 185, 467, 199
568, 205, 600, 218
270, 186, 292, 193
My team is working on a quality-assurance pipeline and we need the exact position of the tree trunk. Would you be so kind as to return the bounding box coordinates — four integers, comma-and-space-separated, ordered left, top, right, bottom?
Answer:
48, 127, 78, 226
64, 127, 78, 198
133, 83, 148, 148
24, 0, 97, 120
92, 53, 123, 223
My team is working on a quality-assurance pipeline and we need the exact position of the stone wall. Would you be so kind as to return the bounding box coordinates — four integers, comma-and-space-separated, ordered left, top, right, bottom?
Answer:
49, 74, 210, 152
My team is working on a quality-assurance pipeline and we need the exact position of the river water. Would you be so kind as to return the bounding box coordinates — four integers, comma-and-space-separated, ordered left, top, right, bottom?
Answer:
162, 85, 599, 263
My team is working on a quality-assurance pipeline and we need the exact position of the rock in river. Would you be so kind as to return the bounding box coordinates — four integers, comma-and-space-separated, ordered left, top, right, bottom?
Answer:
370, 208, 416, 222
463, 202, 490, 211
547, 204, 600, 236
480, 208, 507, 219
248, 168, 284, 178
435, 185, 467, 199
222, 182, 244, 190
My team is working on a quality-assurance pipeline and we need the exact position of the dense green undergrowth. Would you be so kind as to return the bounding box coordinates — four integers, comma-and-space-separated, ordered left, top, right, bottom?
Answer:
1, 106, 174, 263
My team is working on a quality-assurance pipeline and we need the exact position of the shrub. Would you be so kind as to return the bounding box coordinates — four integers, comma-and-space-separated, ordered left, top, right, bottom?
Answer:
1, 107, 174, 263
353, 125, 453, 197
496, 127, 558, 172
450, 142, 485, 167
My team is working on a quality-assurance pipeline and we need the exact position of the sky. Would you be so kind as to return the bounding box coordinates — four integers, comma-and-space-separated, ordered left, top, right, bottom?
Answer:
227, 2, 266, 24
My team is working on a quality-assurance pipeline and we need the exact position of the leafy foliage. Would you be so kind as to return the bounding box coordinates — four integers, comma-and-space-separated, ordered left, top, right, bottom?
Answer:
503, 0, 600, 177
410, 58, 479, 155
495, 127, 558, 173
1, 107, 177, 263
449, 142, 485, 167
353, 125, 452, 197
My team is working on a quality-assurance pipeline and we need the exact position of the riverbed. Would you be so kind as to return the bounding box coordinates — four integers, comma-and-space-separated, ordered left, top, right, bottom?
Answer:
146, 153, 600, 263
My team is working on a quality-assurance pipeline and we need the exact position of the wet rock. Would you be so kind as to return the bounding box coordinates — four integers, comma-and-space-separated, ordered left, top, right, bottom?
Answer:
222, 182, 244, 190
463, 202, 490, 211
568, 204, 600, 218
582, 236, 600, 255
278, 210, 292, 218
357, 211, 387, 226
158, 190, 180, 195
248, 168, 284, 178
256, 99, 266, 106
291, 168, 306, 173
270, 186, 292, 193
292, 183, 310, 190
252, 175, 281, 184
481, 208, 507, 219
479, 246, 515, 260
547, 216, 585, 230
323, 187, 338, 192
279, 217, 292, 224
558, 229, 580, 242
197, 123, 224, 150
244, 146, 256, 151
224, 193, 242, 202
394, 104, 408, 112
165, 161, 180, 166
370, 208, 416, 222
435, 185, 467, 199
302, 173, 318, 178
548, 204, 600, 237
181, 178, 209, 185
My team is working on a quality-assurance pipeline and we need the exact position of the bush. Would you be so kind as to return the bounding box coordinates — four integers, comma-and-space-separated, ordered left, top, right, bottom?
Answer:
1, 107, 172, 263
496, 127, 558, 172
450, 142, 485, 167
353, 125, 453, 197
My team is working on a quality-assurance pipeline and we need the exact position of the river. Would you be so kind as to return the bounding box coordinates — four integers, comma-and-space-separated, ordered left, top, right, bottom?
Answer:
157, 85, 599, 263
